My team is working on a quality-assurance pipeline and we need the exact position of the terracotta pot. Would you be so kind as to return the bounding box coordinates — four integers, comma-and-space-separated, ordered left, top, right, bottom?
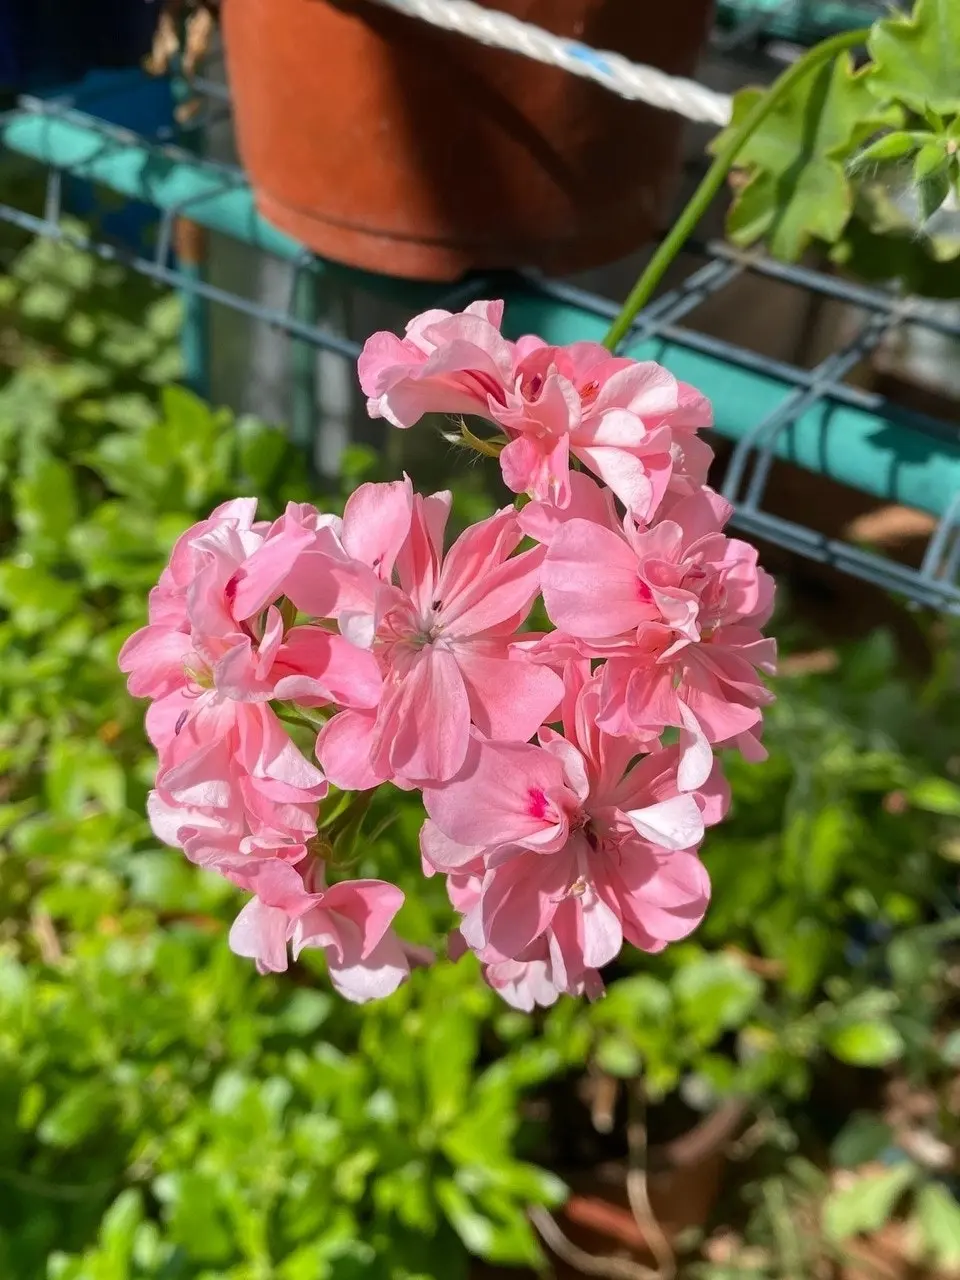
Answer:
541, 1103, 742, 1277
221, 0, 714, 280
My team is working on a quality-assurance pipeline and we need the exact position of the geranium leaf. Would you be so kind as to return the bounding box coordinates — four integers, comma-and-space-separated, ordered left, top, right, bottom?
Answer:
716, 54, 896, 261
852, 131, 919, 167
868, 0, 960, 117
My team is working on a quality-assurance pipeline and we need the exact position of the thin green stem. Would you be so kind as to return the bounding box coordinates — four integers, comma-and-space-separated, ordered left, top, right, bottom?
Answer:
273, 702, 328, 734
602, 27, 871, 352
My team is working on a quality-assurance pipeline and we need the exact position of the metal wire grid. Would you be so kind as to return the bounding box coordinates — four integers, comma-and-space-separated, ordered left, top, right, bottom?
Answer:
1, 91, 960, 616
714, 1, 900, 49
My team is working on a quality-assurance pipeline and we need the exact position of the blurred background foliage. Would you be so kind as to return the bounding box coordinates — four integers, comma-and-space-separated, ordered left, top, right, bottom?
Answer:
0, 229, 958, 1279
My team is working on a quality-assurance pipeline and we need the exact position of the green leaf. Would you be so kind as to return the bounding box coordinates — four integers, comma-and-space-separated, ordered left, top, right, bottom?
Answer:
19, 281, 72, 323
13, 457, 79, 555
673, 954, 763, 1043
907, 775, 960, 815
868, 0, 960, 117
940, 1029, 960, 1066
436, 1180, 494, 1257
37, 1081, 111, 1148
825, 1019, 905, 1067
715, 55, 895, 260
914, 141, 952, 219
830, 1113, 894, 1168
915, 139, 949, 180
822, 1163, 917, 1241
852, 131, 919, 166
595, 1034, 642, 1078
46, 738, 126, 818
154, 1171, 235, 1264
99, 1189, 144, 1266
914, 1181, 960, 1267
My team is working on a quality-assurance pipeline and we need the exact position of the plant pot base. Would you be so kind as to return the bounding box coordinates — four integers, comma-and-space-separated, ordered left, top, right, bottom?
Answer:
224, 0, 714, 282
253, 188, 663, 282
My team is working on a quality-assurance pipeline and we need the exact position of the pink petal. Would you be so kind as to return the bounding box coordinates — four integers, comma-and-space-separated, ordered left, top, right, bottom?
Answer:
518, 472, 619, 546
440, 545, 545, 638
622, 795, 705, 852
420, 819, 485, 872
677, 702, 714, 792
238, 705, 327, 792
542, 520, 646, 639
229, 898, 291, 974
602, 848, 710, 947
273, 629, 382, 709
435, 507, 520, 611
578, 885, 624, 969
423, 736, 571, 849
341, 478, 413, 579
316, 708, 388, 791
318, 879, 405, 957
395, 491, 450, 616
499, 433, 572, 507
455, 649, 563, 742
118, 625, 191, 699
481, 848, 576, 960
375, 646, 471, 785
227, 521, 316, 620
327, 927, 410, 1003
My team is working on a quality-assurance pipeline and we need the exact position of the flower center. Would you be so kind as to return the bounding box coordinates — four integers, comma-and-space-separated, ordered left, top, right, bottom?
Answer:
182, 656, 213, 689
526, 786, 548, 819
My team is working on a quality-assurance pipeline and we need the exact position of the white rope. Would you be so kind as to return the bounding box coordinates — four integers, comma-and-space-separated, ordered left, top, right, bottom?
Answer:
368, 0, 733, 127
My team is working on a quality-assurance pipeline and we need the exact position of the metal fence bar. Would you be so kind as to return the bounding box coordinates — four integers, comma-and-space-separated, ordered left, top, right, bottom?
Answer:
1, 92, 959, 614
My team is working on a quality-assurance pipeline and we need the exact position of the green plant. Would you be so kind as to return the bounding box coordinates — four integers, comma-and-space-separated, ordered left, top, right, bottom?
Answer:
0, 231, 560, 1278
604, 0, 960, 349
713, 0, 960, 296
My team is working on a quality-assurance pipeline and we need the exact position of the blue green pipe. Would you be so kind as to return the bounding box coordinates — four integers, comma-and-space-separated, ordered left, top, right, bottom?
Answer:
4, 105, 960, 519
715, 1, 885, 46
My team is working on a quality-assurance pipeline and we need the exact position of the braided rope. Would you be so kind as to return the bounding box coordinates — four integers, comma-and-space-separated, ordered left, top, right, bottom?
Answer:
368, 0, 733, 127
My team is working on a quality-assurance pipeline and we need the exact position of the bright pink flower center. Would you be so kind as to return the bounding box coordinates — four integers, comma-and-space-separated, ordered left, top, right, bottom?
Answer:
526, 786, 548, 819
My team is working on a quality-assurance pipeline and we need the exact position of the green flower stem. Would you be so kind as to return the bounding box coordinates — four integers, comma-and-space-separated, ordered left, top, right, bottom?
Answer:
273, 702, 329, 734
602, 27, 872, 352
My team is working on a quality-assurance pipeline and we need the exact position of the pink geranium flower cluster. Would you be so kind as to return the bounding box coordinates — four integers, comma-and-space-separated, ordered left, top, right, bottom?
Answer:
121, 301, 775, 1008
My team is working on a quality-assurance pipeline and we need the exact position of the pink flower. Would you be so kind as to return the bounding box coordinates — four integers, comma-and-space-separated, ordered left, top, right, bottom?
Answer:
317, 479, 563, 788
535, 486, 776, 787
121, 306, 778, 1008
359, 302, 713, 518
359, 300, 515, 428
150, 695, 326, 842
226, 856, 410, 1002
422, 668, 725, 971
119, 499, 379, 711
494, 340, 690, 517
445, 866, 605, 1009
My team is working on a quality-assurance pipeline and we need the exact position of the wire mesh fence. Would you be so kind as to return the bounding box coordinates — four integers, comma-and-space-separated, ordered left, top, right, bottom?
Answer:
1, 70, 959, 615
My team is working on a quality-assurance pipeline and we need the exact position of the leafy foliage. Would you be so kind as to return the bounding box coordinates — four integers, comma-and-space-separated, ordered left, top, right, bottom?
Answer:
714, 0, 960, 295
1, 229, 958, 1277
0, 232, 557, 1279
